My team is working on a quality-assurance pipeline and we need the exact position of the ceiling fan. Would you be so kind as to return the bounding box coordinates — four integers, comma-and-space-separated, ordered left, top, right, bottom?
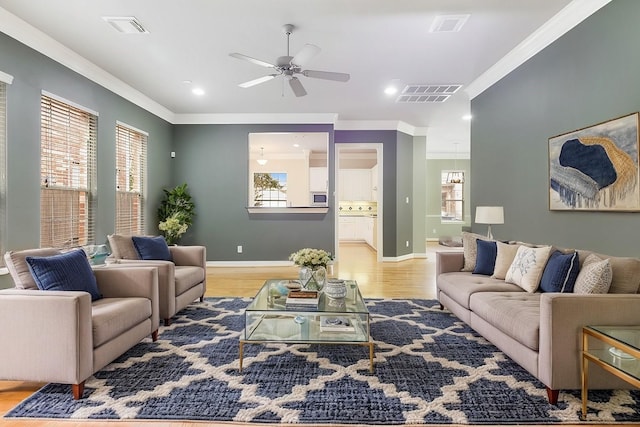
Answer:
229, 24, 350, 97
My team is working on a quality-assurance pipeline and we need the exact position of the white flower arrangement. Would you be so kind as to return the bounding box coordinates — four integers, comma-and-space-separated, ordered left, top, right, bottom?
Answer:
158, 213, 189, 245
289, 248, 332, 268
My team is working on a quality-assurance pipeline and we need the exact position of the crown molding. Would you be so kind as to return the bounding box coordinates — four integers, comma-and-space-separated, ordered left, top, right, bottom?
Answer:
334, 120, 426, 136
465, 0, 612, 100
0, 7, 175, 122
172, 113, 338, 125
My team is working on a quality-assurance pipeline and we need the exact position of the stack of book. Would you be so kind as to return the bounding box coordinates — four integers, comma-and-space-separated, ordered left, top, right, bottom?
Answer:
285, 290, 319, 310
319, 316, 355, 332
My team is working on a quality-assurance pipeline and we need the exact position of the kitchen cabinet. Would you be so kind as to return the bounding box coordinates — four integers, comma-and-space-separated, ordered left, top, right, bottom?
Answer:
309, 167, 327, 192
339, 217, 356, 240
339, 215, 377, 250
339, 169, 372, 201
364, 216, 377, 250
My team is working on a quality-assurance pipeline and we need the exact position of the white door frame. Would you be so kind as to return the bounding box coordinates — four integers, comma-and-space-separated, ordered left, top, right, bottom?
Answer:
334, 143, 383, 262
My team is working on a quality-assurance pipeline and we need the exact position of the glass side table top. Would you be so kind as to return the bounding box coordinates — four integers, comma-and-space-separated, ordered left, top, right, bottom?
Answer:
588, 326, 640, 353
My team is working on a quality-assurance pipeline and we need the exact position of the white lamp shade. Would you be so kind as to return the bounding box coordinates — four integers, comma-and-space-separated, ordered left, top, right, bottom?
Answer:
475, 206, 504, 225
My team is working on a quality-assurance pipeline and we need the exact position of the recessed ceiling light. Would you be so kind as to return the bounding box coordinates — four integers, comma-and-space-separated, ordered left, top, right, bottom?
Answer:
182, 80, 192, 85
384, 86, 398, 95
293, 143, 300, 148
192, 88, 205, 96
462, 114, 472, 121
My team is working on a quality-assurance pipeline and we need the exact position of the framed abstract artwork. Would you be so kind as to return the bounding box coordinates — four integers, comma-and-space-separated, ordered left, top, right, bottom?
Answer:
549, 112, 640, 211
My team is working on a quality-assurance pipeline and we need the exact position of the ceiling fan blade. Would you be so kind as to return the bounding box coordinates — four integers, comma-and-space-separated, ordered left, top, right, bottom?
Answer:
302, 69, 350, 82
289, 76, 307, 97
238, 75, 276, 88
291, 44, 321, 66
229, 53, 276, 68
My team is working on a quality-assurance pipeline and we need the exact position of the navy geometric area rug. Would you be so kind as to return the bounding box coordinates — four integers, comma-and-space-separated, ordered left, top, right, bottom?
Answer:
6, 298, 640, 424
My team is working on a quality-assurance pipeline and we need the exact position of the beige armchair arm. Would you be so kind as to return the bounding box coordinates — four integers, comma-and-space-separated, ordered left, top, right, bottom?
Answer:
169, 245, 206, 267
94, 266, 160, 331
0, 290, 93, 385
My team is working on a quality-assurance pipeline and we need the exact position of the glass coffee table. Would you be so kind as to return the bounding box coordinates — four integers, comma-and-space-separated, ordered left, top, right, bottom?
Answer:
239, 279, 373, 372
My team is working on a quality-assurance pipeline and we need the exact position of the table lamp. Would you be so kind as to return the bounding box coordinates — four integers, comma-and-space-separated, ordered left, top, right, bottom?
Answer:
475, 206, 504, 240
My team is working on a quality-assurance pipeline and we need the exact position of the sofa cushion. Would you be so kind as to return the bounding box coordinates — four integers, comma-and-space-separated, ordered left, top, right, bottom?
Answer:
574, 254, 612, 294
505, 245, 552, 293
174, 266, 205, 295
461, 232, 491, 272
132, 236, 172, 261
589, 251, 640, 294
469, 292, 541, 351
437, 271, 524, 310
539, 250, 579, 293
4, 248, 61, 290
91, 297, 152, 347
491, 242, 521, 280
26, 249, 102, 301
473, 240, 497, 276
108, 234, 140, 260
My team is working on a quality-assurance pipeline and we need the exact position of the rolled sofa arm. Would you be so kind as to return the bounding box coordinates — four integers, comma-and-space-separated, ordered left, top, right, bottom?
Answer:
436, 251, 464, 276
539, 293, 640, 390
0, 289, 93, 385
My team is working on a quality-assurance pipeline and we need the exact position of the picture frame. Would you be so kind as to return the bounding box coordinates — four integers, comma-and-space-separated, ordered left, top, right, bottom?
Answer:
549, 112, 640, 211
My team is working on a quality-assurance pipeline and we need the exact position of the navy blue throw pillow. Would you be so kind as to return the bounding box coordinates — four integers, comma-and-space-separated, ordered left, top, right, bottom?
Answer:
473, 239, 497, 276
539, 250, 580, 293
26, 249, 102, 301
132, 235, 172, 261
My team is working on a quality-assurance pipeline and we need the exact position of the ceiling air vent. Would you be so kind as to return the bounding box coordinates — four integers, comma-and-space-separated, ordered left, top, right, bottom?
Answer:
429, 14, 470, 33
396, 84, 462, 103
102, 16, 149, 34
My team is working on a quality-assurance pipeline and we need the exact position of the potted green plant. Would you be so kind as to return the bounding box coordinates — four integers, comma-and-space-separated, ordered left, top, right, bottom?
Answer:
157, 183, 195, 245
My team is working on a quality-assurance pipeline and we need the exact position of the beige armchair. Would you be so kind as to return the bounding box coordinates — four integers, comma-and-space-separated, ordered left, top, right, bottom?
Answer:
1, 248, 160, 399
107, 234, 207, 326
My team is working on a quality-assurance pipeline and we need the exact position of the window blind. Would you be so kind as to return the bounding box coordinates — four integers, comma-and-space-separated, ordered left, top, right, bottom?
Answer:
115, 123, 146, 235
40, 94, 97, 248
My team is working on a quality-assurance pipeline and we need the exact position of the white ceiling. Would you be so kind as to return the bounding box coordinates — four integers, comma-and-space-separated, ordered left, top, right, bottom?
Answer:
0, 0, 610, 155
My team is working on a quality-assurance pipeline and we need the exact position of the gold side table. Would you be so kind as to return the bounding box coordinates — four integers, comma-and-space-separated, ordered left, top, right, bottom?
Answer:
581, 326, 640, 420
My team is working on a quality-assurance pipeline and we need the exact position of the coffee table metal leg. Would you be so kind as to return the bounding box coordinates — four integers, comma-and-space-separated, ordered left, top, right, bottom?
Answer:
239, 340, 244, 372
369, 342, 374, 373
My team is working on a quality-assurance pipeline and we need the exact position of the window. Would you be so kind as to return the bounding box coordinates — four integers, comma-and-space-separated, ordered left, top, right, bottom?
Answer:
253, 172, 287, 207
115, 123, 147, 235
40, 93, 97, 248
441, 171, 464, 222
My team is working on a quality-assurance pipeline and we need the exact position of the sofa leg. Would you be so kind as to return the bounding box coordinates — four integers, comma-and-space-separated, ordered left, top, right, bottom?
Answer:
439, 303, 444, 310
200, 295, 204, 302
72, 382, 85, 400
151, 329, 158, 342
164, 318, 171, 327
546, 387, 559, 405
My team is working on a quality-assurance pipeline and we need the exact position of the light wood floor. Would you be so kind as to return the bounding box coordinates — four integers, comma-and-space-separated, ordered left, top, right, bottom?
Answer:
0, 243, 591, 427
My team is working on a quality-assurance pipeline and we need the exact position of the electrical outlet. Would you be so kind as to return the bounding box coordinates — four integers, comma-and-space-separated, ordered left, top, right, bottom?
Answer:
406, 240, 409, 247
432, 228, 436, 234
405, 197, 410, 204
237, 245, 243, 253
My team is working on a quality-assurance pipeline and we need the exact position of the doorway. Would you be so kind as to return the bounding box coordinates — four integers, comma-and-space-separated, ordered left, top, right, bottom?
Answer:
334, 143, 383, 263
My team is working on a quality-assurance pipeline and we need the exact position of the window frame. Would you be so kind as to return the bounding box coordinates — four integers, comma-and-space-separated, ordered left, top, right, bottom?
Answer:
115, 122, 147, 235
39, 92, 98, 248
441, 170, 465, 223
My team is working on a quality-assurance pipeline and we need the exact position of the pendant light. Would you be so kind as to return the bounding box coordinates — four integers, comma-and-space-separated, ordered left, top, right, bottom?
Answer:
446, 143, 464, 184
257, 147, 268, 166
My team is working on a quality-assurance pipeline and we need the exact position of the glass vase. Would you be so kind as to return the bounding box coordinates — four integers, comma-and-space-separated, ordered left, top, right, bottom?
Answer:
299, 265, 326, 291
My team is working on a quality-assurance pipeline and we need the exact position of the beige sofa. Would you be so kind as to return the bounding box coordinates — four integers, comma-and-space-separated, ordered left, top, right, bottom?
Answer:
106, 234, 207, 326
436, 242, 640, 404
0, 248, 159, 399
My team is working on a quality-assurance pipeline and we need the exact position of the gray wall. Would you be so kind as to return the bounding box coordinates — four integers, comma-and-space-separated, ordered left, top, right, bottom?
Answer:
412, 136, 426, 253
470, 0, 640, 255
172, 124, 335, 262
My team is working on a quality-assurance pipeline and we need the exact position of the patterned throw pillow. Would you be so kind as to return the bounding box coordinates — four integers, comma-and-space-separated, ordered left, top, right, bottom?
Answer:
574, 254, 612, 294
505, 245, 552, 293
461, 231, 491, 272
